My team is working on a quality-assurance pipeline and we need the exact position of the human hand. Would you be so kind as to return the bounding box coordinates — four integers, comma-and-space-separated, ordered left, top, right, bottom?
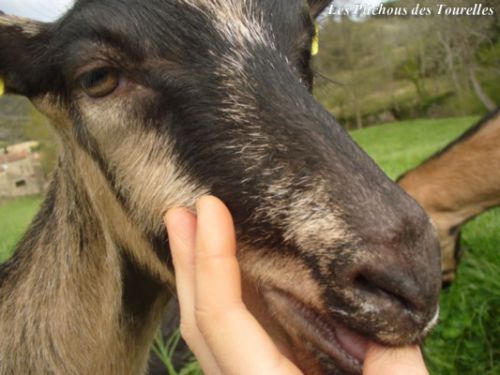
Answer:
165, 195, 301, 375
364, 344, 429, 375
165, 195, 429, 375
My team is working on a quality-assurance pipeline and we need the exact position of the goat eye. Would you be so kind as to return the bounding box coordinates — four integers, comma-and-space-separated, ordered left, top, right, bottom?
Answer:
80, 68, 120, 98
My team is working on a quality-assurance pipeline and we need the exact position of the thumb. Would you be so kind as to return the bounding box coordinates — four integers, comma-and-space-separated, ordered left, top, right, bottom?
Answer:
363, 343, 429, 375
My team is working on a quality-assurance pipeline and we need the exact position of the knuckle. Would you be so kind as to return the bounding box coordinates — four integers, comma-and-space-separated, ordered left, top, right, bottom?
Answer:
194, 303, 243, 333
194, 305, 227, 331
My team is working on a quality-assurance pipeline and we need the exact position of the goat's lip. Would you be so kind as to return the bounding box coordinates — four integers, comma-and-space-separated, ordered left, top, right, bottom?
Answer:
263, 288, 371, 374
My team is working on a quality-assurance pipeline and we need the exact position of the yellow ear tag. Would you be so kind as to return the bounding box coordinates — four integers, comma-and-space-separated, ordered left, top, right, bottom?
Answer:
0, 77, 5, 97
311, 22, 320, 56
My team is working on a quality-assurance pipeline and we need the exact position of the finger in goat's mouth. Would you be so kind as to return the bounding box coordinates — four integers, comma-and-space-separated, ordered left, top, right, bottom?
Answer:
263, 288, 372, 374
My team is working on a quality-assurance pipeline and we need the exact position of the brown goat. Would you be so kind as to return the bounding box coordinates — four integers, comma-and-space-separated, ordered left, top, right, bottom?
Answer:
0, 1, 441, 374
399, 108, 500, 284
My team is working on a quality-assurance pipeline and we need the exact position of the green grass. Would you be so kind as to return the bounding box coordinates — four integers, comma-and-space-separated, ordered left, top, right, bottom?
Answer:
0, 196, 42, 263
0, 117, 498, 374
424, 209, 500, 375
350, 116, 478, 179
153, 330, 201, 375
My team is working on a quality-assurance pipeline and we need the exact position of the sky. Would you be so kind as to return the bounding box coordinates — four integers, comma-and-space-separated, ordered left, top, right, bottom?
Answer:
0, 0, 385, 22
0, 0, 75, 21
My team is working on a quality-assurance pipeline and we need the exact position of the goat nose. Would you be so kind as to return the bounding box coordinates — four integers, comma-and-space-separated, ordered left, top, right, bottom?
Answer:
353, 261, 429, 316
342, 203, 442, 324
340, 239, 441, 330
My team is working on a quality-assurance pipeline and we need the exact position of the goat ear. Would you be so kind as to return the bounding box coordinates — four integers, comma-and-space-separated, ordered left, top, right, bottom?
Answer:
307, 0, 331, 19
0, 13, 50, 97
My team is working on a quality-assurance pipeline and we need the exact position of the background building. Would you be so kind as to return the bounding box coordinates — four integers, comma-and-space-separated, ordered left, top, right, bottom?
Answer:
0, 141, 45, 198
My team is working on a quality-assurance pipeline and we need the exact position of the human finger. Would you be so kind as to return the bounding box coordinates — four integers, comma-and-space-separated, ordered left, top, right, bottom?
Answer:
193, 196, 302, 375
165, 208, 222, 375
363, 343, 429, 375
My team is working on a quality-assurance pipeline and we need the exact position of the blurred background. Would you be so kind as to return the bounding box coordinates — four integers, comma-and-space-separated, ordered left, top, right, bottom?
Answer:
314, 0, 499, 129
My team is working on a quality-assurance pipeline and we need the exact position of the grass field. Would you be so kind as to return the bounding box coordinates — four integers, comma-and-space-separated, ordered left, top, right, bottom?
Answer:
0, 196, 42, 264
0, 117, 498, 374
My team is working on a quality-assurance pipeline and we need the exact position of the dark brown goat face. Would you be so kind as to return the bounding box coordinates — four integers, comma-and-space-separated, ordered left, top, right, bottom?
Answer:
0, 1, 440, 373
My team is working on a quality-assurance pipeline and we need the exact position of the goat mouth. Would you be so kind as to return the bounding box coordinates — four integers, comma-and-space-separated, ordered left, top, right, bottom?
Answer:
263, 288, 371, 374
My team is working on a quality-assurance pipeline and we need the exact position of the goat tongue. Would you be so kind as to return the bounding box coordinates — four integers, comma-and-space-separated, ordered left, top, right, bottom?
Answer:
334, 324, 370, 363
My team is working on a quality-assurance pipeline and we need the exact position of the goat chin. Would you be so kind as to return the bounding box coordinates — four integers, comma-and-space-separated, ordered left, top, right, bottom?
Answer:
241, 279, 368, 375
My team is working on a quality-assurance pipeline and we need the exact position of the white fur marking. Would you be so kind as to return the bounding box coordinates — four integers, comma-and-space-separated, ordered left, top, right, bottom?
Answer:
423, 306, 440, 335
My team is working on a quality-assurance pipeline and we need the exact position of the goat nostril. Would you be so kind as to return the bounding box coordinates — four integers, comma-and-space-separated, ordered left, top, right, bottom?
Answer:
354, 274, 416, 313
